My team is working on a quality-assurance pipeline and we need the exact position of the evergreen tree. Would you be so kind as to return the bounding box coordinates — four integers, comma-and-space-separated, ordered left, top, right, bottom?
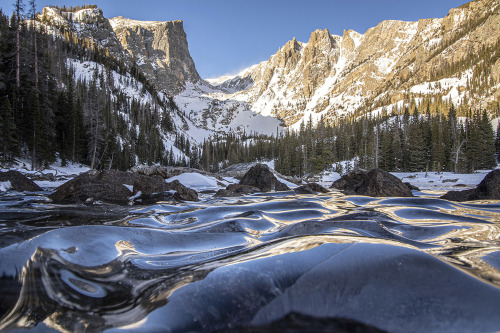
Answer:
477, 109, 496, 169
496, 121, 500, 164
407, 108, 426, 171
0, 97, 17, 161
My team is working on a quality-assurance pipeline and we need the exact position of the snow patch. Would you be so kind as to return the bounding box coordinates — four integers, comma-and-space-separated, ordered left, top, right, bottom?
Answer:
166, 173, 222, 191
0, 181, 12, 192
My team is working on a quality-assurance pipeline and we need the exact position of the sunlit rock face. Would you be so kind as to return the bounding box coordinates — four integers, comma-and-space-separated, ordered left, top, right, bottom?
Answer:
110, 17, 200, 94
209, 0, 499, 128
40, 7, 201, 94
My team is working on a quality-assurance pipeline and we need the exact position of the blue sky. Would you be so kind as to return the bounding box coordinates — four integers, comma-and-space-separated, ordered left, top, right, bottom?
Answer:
2, 0, 469, 78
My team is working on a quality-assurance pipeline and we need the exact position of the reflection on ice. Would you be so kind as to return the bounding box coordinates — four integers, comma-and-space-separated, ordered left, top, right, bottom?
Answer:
0, 192, 500, 332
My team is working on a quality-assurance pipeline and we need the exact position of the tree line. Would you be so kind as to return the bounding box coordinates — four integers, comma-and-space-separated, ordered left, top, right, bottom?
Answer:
0, 3, 177, 170
195, 103, 499, 177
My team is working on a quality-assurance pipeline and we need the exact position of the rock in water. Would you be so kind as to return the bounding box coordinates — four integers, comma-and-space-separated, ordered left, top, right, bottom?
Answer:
441, 169, 500, 202
275, 181, 291, 191
294, 185, 316, 195
49, 171, 132, 205
214, 184, 261, 198
404, 182, 421, 191
239, 164, 289, 192
0, 171, 43, 192
307, 183, 329, 193
133, 175, 170, 195
294, 183, 329, 195
165, 180, 199, 201
331, 169, 413, 197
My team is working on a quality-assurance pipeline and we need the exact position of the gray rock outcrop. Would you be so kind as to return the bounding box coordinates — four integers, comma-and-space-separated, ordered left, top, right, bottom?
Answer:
331, 169, 413, 197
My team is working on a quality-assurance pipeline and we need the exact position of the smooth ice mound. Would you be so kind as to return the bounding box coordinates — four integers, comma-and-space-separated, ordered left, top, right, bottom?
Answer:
0, 190, 499, 332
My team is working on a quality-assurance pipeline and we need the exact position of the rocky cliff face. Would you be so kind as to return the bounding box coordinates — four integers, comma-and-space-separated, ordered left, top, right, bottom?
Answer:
109, 17, 200, 94
210, 0, 500, 128
41, 6, 200, 94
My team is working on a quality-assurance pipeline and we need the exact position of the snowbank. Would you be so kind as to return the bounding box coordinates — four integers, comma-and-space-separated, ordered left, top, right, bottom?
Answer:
0, 181, 12, 192
1, 158, 90, 177
166, 173, 234, 191
393, 170, 493, 191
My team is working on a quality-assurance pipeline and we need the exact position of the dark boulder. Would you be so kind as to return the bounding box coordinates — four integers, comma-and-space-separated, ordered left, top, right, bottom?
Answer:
239, 164, 289, 192
307, 183, 329, 193
441, 169, 500, 201
214, 184, 260, 198
50, 170, 199, 204
404, 182, 421, 192
330, 169, 366, 195
331, 169, 413, 197
440, 189, 476, 202
130, 174, 175, 204
275, 181, 291, 191
0, 170, 43, 192
134, 191, 176, 205
166, 180, 199, 201
294, 185, 315, 195
294, 183, 329, 195
133, 174, 170, 195
100, 170, 139, 186
49, 171, 132, 205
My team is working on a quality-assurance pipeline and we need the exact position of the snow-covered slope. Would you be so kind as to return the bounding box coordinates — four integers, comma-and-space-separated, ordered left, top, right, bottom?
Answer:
207, 0, 499, 129
40, 0, 499, 138
40, 5, 285, 139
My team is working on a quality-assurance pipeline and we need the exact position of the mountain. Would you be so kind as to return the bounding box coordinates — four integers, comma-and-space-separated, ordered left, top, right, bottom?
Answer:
40, 0, 498, 134
38, 6, 282, 136
40, 6, 199, 95
208, 0, 499, 128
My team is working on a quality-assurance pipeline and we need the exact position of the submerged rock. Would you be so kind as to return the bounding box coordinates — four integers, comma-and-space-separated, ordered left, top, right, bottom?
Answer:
0, 171, 43, 192
233, 312, 386, 333
331, 169, 413, 197
239, 164, 289, 192
441, 169, 500, 201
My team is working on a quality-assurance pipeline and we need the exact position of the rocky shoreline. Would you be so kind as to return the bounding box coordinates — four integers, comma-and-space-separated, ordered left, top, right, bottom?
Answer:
1, 164, 500, 205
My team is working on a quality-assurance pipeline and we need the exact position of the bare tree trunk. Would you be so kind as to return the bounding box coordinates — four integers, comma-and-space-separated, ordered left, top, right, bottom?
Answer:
15, 0, 24, 88
72, 121, 76, 161
31, 128, 36, 171
91, 116, 99, 170
16, 26, 20, 89
374, 128, 379, 168
34, 25, 38, 90
454, 140, 466, 173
